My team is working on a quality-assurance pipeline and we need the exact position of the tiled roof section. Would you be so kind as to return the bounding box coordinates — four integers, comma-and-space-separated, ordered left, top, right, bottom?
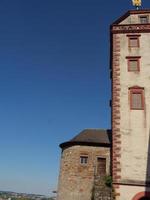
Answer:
71, 129, 111, 143
60, 129, 112, 148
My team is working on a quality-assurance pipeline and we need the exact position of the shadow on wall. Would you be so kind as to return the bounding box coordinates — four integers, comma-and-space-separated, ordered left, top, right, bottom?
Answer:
132, 130, 150, 200
145, 130, 150, 199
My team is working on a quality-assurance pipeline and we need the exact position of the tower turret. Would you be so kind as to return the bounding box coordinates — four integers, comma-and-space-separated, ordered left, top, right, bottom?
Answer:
111, 9, 150, 200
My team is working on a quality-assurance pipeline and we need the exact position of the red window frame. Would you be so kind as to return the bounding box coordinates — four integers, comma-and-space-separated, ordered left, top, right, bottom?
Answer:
126, 56, 141, 72
129, 87, 144, 110
127, 34, 141, 48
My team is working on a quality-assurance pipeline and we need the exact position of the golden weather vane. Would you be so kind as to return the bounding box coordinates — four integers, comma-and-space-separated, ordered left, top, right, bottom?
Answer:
132, 0, 142, 10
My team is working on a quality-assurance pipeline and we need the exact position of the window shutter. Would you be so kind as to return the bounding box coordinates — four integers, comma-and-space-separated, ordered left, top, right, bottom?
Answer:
132, 93, 142, 109
129, 60, 138, 71
130, 38, 138, 47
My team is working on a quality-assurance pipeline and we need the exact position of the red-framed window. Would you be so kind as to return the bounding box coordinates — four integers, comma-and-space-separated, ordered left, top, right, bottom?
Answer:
129, 87, 144, 110
127, 34, 141, 48
126, 56, 141, 72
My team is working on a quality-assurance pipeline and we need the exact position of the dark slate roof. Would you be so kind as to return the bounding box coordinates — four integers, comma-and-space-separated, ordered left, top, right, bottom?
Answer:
60, 129, 112, 148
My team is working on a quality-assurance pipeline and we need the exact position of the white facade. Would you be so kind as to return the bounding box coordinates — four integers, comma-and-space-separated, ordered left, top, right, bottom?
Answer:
120, 32, 150, 182
112, 10, 150, 200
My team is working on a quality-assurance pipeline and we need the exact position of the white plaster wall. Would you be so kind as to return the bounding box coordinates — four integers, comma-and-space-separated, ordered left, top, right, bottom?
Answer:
120, 14, 150, 24
119, 32, 150, 182
119, 185, 150, 200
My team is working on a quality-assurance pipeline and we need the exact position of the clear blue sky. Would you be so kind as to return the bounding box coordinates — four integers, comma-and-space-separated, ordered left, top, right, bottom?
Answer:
0, 0, 149, 196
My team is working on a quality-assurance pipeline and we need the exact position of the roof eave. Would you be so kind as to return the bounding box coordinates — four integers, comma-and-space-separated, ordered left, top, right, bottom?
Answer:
59, 141, 111, 149
111, 9, 150, 25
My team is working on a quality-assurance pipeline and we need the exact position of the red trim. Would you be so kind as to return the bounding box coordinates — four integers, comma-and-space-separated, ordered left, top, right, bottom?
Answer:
112, 34, 121, 189
132, 191, 150, 200
129, 86, 144, 89
129, 87, 144, 110
112, 10, 150, 25
112, 23, 150, 27
111, 24, 150, 34
126, 56, 141, 59
127, 34, 141, 37
126, 57, 141, 72
129, 10, 150, 14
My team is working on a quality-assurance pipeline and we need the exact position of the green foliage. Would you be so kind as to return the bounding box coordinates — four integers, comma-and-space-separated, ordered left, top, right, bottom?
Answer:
104, 175, 112, 188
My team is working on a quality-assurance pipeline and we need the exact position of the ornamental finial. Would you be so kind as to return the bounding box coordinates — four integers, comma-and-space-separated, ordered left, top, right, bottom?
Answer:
132, 0, 142, 10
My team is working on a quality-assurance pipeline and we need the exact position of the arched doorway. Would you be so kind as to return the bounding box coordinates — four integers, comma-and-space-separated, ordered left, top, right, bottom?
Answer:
140, 198, 150, 200
132, 192, 150, 200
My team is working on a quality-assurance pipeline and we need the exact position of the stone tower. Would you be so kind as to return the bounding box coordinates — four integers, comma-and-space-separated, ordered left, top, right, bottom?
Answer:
111, 10, 150, 200
57, 129, 111, 200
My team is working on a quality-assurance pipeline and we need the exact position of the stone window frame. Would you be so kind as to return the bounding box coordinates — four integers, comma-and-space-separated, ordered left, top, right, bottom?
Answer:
126, 56, 141, 72
129, 86, 145, 110
80, 155, 88, 165
139, 15, 149, 24
127, 34, 141, 48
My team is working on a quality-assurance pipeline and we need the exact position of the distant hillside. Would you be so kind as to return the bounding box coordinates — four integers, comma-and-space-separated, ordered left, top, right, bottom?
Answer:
0, 191, 56, 200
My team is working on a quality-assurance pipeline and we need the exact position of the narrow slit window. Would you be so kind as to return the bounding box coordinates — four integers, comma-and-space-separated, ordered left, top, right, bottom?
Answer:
130, 88, 144, 110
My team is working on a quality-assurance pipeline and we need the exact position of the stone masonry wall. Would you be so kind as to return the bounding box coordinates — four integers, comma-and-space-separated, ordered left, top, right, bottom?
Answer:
57, 145, 110, 200
92, 176, 114, 200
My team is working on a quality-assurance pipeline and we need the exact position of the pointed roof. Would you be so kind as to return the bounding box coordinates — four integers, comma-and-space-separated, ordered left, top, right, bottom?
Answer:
60, 129, 112, 148
112, 9, 150, 25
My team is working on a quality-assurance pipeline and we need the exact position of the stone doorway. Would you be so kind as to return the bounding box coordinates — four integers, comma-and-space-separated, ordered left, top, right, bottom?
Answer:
96, 157, 106, 176
132, 192, 150, 200
139, 198, 150, 200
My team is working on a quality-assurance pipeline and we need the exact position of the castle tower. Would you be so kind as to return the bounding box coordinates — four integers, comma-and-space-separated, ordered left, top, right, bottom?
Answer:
111, 10, 150, 200
57, 129, 111, 200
